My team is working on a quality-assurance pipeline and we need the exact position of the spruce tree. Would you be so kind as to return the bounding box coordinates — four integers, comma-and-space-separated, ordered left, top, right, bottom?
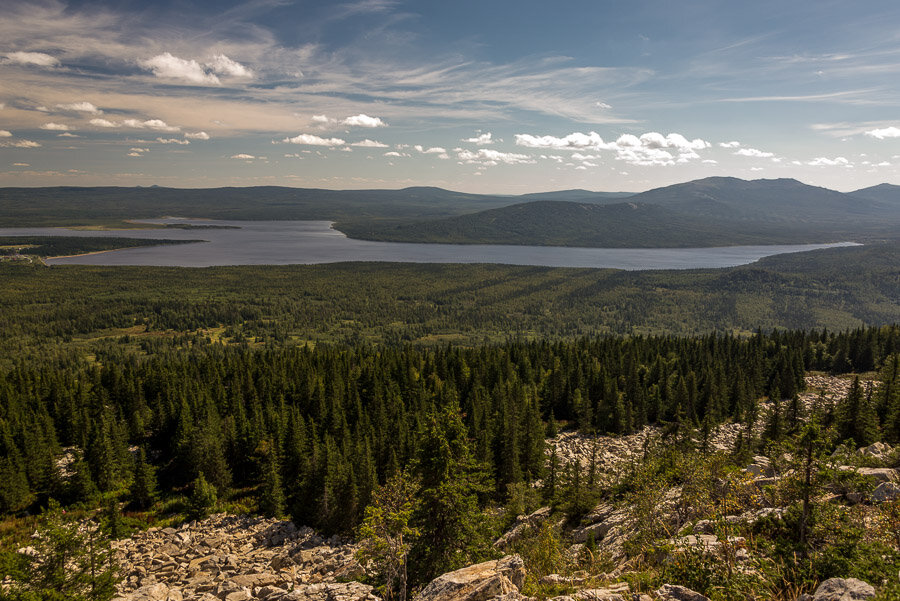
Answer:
129, 447, 157, 510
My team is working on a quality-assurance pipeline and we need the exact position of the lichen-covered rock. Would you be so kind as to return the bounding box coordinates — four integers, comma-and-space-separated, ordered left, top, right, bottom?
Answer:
413, 555, 526, 601
494, 507, 551, 549
872, 481, 900, 503
654, 584, 709, 601
805, 577, 875, 600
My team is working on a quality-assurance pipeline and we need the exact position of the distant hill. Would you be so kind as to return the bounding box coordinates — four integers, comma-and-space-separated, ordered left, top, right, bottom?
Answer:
516, 189, 634, 203
342, 177, 900, 247
3, 178, 900, 248
0, 186, 515, 227
849, 183, 900, 205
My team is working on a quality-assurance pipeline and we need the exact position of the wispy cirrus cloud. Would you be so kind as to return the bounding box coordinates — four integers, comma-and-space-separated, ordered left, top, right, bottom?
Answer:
3, 51, 59, 67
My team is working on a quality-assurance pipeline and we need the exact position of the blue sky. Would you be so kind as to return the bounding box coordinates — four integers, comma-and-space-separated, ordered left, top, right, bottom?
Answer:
2, 0, 900, 192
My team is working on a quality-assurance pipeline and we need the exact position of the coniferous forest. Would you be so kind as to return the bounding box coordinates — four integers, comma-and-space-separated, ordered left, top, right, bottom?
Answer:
1, 255, 899, 600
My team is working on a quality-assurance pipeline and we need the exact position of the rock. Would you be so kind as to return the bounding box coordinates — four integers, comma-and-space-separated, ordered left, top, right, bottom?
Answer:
573, 583, 630, 601
838, 467, 898, 484
123, 583, 171, 601
494, 507, 551, 549
807, 577, 875, 600
744, 456, 774, 478
654, 584, 709, 601
873, 482, 900, 503
860, 442, 892, 458
413, 555, 526, 601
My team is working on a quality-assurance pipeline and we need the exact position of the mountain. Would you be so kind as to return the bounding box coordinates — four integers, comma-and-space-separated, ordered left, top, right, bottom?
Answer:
849, 183, 900, 205
626, 176, 896, 222
0, 186, 516, 227
516, 189, 634, 202
342, 177, 900, 247
341, 200, 783, 247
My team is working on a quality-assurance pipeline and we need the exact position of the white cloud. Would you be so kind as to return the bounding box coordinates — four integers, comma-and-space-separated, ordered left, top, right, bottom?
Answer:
56, 101, 101, 114
414, 145, 447, 154
865, 126, 900, 139
718, 141, 741, 148
515, 130, 710, 166
122, 118, 180, 132
384, 151, 408, 157
207, 54, 252, 78
734, 148, 775, 158
156, 137, 190, 145
807, 156, 851, 166
58, 132, 78, 137
342, 114, 386, 128
129, 147, 149, 152
456, 148, 534, 166
185, 131, 210, 140
0, 130, 11, 137
40, 122, 71, 131
282, 133, 345, 145
140, 52, 220, 85
311, 115, 336, 125
702, 159, 718, 164
12, 163, 29, 166
462, 132, 494, 145
351, 139, 389, 147
0, 140, 41, 148
231, 153, 256, 159
90, 118, 119, 128
515, 131, 610, 149
3, 51, 59, 67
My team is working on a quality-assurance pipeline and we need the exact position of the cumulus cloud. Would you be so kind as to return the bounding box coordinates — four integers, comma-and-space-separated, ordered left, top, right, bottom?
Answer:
414, 145, 447, 154
56, 101, 101, 114
184, 131, 210, 140
384, 151, 407, 157
40, 122, 71, 131
718, 141, 741, 148
456, 148, 534, 166
207, 54, 252, 78
734, 148, 774, 158
351, 139, 389, 148
516, 130, 709, 166
463, 132, 494, 145
90, 118, 118, 128
312, 115, 335, 125
865, 126, 900, 139
123, 118, 180, 132
807, 156, 851, 166
12, 163, 30, 166
515, 131, 609, 149
58, 132, 78, 137
342, 114, 386, 128
0, 130, 12, 137
140, 52, 220, 85
282, 133, 345, 146
3, 51, 59, 67
231, 153, 256, 159
156, 137, 190, 145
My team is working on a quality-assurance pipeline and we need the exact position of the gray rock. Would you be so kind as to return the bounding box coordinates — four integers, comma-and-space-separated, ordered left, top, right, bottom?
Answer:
872, 481, 900, 503
808, 577, 875, 600
654, 584, 709, 601
413, 555, 525, 601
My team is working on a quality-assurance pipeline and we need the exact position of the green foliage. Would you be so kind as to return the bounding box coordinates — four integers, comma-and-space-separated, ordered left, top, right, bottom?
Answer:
7, 500, 119, 601
357, 472, 420, 601
129, 447, 156, 510
187, 472, 217, 520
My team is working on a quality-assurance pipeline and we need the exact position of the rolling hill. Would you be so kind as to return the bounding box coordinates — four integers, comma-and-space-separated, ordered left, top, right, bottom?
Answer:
341, 177, 900, 247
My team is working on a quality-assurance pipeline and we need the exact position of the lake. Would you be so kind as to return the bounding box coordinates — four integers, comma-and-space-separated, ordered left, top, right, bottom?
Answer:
0, 219, 859, 270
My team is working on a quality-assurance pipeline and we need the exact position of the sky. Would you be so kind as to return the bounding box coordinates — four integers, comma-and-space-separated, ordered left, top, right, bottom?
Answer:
2, 0, 900, 193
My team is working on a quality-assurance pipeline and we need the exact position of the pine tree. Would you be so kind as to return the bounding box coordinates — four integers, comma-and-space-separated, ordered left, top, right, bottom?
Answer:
188, 472, 217, 520
129, 446, 157, 510
357, 472, 420, 601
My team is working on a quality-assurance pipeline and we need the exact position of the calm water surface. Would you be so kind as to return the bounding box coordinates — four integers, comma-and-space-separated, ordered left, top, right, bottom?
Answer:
0, 219, 858, 270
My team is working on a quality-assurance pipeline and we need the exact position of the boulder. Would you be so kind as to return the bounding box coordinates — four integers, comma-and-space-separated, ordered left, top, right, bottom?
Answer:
873, 482, 900, 503
413, 555, 526, 601
654, 584, 709, 601
572, 583, 630, 601
806, 577, 875, 600
494, 507, 551, 549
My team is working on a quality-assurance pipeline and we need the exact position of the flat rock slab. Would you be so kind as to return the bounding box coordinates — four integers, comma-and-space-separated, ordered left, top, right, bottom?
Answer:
413, 555, 526, 601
